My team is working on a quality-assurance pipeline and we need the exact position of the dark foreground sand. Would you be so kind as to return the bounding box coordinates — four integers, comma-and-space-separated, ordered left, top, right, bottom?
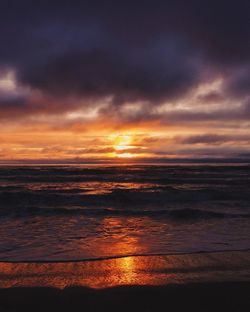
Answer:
0, 282, 250, 312
0, 251, 250, 311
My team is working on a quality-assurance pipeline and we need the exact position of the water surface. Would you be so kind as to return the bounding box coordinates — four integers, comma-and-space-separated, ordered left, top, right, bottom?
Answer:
0, 165, 249, 261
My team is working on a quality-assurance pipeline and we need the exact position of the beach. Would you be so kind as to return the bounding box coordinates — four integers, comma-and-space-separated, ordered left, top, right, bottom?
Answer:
0, 166, 250, 311
1, 282, 250, 312
1, 0, 250, 309
0, 250, 249, 311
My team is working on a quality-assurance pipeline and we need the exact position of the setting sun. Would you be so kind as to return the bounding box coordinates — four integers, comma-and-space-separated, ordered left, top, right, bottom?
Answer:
111, 134, 136, 158
113, 135, 133, 151
109, 134, 149, 159
0, 2, 249, 311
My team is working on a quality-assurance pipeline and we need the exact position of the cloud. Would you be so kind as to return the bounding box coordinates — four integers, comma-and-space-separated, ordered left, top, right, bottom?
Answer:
197, 92, 224, 104
175, 134, 250, 145
176, 134, 229, 145
0, 0, 249, 111
1, 1, 250, 160
224, 65, 250, 99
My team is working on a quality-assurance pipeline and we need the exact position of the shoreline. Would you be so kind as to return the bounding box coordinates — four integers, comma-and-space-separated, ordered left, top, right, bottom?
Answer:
0, 250, 249, 311
1, 248, 250, 264
0, 250, 249, 289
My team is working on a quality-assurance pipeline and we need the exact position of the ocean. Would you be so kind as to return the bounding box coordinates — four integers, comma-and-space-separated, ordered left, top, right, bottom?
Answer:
0, 164, 249, 261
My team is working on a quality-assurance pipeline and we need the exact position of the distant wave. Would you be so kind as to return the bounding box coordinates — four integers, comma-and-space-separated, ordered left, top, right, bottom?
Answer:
1, 205, 249, 220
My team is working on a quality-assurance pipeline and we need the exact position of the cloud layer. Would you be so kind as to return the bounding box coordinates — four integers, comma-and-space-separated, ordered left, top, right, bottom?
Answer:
0, 1, 250, 160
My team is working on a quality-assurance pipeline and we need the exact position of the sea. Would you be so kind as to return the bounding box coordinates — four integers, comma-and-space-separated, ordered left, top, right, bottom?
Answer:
0, 164, 249, 261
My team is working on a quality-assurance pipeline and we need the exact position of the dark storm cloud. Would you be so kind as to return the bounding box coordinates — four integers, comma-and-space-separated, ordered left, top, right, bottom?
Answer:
163, 103, 250, 122
197, 92, 225, 104
0, 0, 249, 112
0, 94, 28, 108
20, 42, 200, 104
224, 66, 250, 98
175, 134, 250, 145
177, 134, 229, 145
152, 146, 250, 158
100, 99, 250, 126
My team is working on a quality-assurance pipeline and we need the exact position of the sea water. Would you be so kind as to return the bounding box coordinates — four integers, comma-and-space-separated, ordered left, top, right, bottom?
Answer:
0, 165, 249, 261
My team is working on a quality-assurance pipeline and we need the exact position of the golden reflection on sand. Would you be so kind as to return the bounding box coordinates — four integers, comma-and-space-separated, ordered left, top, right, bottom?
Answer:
118, 257, 136, 284
0, 251, 249, 289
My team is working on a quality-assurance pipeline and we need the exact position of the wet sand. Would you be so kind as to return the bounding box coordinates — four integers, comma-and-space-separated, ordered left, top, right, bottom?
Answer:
0, 250, 249, 289
0, 251, 250, 311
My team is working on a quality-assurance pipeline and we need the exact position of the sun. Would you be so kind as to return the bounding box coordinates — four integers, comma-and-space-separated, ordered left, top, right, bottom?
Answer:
110, 134, 136, 158
110, 133, 146, 159
113, 135, 132, 151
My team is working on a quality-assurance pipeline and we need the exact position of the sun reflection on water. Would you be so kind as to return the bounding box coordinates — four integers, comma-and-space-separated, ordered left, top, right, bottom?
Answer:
0, 251, 247, 289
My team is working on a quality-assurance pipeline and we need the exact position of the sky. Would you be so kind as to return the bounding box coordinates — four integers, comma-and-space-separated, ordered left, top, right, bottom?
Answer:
0, 0, 250, 163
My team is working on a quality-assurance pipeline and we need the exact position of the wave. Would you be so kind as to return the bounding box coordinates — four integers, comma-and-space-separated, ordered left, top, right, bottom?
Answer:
1, 248, 250, 264
1, 184, 250, 208
1, 205, 249, 220
1, 164, 250, 185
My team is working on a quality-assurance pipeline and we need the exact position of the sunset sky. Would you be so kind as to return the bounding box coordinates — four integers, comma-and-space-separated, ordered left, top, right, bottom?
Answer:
0, 1, 250, 163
